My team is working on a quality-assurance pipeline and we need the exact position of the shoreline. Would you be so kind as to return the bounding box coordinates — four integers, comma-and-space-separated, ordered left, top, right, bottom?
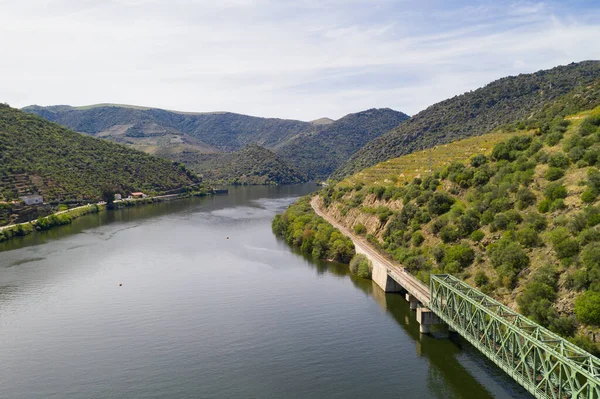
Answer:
0, 190, 220, 244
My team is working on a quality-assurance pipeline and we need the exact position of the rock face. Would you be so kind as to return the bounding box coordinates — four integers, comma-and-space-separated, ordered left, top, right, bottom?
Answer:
319, 194, 403, 240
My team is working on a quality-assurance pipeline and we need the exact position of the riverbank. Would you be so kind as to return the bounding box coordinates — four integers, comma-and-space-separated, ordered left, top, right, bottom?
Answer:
0, 203, 103, 243
0, 190, 223, 244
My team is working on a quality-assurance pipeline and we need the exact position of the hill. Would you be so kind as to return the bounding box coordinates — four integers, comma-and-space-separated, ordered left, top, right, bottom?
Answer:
23, 104, 408, 184
302, 100, 600, 355
175, 145, 308, 185
332, 60, 600, 180
22, 104, 316, 152
0, 104, 201, 203
276, 108, 409, 179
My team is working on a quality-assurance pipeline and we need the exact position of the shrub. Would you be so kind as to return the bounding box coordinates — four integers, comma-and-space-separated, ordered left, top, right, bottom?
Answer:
517, 282, 557, 325
428, 192, 455, 216
578, 228, 600, 246
516, 187, 537, 210
470, 230, 485, 242
349, 254, 371, 279
432, 245, 445, 264
439, 225, 460, 243
474, 271, 489, 287
581, 242, 600, 270
412, 231, 425, 247
548, 153, 570, 169
549, 199, 566, 212
470, 154, 488, 167
567, 267, 589, 291
544, 182, 568, 201
545, 132, 563, 146
524, 212, 547, 231
443, 243, 475, 270
549, 316, 577, 337
353, 223, 367, 235
516, 227, 543, 248
456, 214, 479, 237
575, 291, 600, 325
569, 335, 600, 357
488, 239, 529, 271
538, 199, 552, 213
545, 167, 565, 181
378, 207, 393, 223
549, 227, 580, 260
582, 189, 597, 204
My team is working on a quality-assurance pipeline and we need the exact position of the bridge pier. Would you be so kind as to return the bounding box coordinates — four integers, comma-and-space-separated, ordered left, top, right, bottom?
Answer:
416, 307, 444, 334
372, 263, 403, 292
405, 293, 419, 310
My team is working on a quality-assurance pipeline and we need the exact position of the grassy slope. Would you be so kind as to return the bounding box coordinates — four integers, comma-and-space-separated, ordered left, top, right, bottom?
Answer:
0, 105, 201, 202
333, 60, 600, 180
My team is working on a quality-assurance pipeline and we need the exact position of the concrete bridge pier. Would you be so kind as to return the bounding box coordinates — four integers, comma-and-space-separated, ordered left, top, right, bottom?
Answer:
372, 263, 404, 293
405, 293, 419, 310
416, 307, 444, 334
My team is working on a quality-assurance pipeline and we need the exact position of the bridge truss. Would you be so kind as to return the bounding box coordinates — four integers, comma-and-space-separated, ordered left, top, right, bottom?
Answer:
430, 274, 600, 399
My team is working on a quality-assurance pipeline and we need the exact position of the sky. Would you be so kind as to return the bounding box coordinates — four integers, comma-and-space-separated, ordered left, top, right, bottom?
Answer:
1, 0, 600, 121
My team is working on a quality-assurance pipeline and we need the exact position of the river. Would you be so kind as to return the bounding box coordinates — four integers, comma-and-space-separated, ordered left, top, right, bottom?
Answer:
0, 184, 529, 398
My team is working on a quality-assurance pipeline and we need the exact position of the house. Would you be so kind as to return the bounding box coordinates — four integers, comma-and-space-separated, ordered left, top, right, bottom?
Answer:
20, 195, 44, 206
114, 194, 122, 201
131, 192, 147, 199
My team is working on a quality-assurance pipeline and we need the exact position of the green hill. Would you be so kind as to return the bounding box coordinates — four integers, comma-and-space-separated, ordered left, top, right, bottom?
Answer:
332, 61, 600, 180
23, 104, 408, 184
275, 80, 600, 354
276, 108, 409, 179
0, 104, 201, 203
175, 144, 307, 185
22, 104, 317, 152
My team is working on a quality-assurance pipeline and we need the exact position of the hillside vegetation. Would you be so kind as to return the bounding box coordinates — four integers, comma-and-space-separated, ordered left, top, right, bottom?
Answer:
23, 105, 317, 152
277, 108, 408, 179
0, 104, 201, 203
23, 105, 407, 184
333, 60, 600, 179
316, 103, 600, 353
175, 145, 307, 185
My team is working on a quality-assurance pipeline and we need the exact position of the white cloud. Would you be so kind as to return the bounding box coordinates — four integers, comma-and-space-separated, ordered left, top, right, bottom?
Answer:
0, 0, 599, 120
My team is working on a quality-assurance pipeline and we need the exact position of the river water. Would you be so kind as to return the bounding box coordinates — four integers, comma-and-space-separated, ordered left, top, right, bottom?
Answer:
0, 184, 529, 398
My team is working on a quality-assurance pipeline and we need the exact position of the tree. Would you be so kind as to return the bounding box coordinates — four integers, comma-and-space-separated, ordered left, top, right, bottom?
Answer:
101, 187, 116, 209
428, 192, 455, 216
575, 291, 600, 326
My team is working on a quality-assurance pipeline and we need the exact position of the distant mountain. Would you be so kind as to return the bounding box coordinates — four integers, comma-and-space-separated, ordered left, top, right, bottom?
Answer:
276, 108, 409, 179
0, 104, 201, 202
310, 117, 335, 126
22, 104, 316, 152
332, 60, 600, 179
177, 145, 307, 185
24, 104, 408, 184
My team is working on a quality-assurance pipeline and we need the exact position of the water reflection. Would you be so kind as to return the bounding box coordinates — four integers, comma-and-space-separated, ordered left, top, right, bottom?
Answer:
286, 244, 529, 399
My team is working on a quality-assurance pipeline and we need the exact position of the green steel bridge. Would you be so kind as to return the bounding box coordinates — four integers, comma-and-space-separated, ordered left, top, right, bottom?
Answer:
429, 274, 600, 399
311, 197, 600, 398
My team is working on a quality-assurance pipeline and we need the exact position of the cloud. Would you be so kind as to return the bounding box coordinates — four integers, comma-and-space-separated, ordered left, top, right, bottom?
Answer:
1, 0, 599, 120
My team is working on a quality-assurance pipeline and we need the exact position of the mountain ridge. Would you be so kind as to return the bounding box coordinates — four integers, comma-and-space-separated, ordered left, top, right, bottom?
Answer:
332, 60, 600, 180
